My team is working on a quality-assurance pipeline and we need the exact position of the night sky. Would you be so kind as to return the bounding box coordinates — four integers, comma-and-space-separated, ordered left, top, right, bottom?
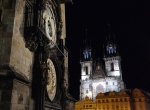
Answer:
65, 0, 150, 100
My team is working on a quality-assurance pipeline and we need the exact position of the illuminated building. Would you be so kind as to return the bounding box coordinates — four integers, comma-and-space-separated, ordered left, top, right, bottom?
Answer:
131, 88, 150, 110
96, 91, 131, 110
75, 88, 150, 110
76, 91, 131, 110
80, 35, 125, 100
75, 96, 96, 110
77, 32, 150, 110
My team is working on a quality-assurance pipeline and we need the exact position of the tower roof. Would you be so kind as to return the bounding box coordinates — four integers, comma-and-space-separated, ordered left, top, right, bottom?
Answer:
80, 29, 92, 61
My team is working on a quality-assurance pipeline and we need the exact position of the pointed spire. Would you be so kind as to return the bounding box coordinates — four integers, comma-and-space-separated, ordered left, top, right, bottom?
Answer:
81, 28, 93, 61
103, 44, 106, 57
84, 28, 88, 49
108, 23, 111, 39
85, 28, 88, 38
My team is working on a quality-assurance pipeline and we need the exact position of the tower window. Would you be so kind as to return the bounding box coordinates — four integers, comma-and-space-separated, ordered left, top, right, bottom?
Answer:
85, 66, 88, 75
86, 90, 88, 93
111, 63, 114, 71
83, 50, 89, 59
106, 82, 108, 85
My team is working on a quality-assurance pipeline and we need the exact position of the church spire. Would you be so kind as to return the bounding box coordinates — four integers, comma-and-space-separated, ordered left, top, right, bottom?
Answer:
81, 29, 92, 61
104, 24, 118, 57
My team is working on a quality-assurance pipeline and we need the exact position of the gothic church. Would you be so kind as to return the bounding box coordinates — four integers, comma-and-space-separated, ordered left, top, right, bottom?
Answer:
80, 36, 125, 100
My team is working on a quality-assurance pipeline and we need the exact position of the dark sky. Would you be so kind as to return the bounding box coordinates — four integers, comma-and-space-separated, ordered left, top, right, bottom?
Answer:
65, 0, 150, 100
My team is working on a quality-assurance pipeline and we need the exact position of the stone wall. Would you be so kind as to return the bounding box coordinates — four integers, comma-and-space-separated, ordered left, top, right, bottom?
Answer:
0, 0, 33, 79
10, 0, 33, 79
0, 0, 15, 67
0, 78, 30, 110
11, 79, 29, 110
0, 0, 34, 110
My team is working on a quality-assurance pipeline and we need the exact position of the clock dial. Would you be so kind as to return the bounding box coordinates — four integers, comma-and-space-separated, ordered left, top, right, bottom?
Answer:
43, 5, 57, 48
46, 58, 57, 101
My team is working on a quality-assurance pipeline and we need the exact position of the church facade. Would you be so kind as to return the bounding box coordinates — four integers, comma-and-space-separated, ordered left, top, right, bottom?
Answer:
77, 37, 150, 110
80, 36, 125, 100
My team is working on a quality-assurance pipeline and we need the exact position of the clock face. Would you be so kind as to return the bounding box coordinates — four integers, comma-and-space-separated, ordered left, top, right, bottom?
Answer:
46, 58, 57, 101
43, 6, 57, 48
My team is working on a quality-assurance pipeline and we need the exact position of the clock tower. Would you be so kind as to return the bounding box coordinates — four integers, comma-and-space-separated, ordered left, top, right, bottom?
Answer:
0, 0, 75, 110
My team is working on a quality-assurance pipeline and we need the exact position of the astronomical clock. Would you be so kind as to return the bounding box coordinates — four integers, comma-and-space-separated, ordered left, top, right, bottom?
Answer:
23, 0, 73, 110
44, 57, 62, 106
43, 3, 57, 48
46, 58, 57, 102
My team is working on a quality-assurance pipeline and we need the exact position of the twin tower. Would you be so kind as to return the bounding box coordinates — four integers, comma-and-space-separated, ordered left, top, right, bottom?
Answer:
79, 36, 125, 100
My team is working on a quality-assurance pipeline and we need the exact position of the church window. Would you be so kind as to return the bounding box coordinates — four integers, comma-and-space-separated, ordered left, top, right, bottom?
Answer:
111, 63, 114, 71
86, 90, 88, 93
106, 82, 108, 85
83, 50, 89, 59
113, 82, 114, 85
85, 66, 88, 75
107, 44, 114, 54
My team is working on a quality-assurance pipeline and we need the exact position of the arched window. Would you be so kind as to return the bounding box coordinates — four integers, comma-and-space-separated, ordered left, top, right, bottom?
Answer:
86, 90, 88, 93
96, 84, 104, 94
111, 63, 114, 71
84, 66, 88, 75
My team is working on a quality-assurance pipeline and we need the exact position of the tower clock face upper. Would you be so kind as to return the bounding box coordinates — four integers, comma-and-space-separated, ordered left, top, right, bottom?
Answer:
46, 58, 57, 101
43, 5, 57, 48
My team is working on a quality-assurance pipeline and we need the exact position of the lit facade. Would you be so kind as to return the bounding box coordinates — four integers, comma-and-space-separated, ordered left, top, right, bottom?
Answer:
96, 91, 131, 110
75, 89, 150, 110
80, 37, 125, 100
131, 88, 150, 110
75, 96, 96, 110
78, 36, 150, 110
